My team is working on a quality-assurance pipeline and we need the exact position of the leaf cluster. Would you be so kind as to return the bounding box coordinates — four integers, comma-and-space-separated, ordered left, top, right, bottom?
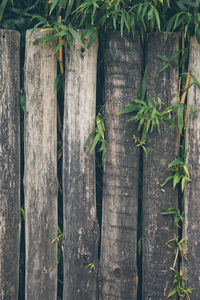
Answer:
119, 73, 174, 158
84, 105, 106, 162
162, 207, 183, 227
162, 156, 191, 192
168, 268, 194, 299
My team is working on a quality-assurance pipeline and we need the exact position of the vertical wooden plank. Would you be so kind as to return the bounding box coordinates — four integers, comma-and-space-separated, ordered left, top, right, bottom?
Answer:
100, 32, 141, 300
183, 36, 200, 298
142, 32, 179, 299
24, 29, 57, 300
63, 32, 99, 299
0, 30, 20, 300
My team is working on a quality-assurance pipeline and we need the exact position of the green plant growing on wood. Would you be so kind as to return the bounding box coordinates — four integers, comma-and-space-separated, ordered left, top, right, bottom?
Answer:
161, 156, 191, 192
162, 207, 184, 227
52, 225, 64, 246
168, 267, 194, 299
19, 207, 26, 221
119, 73, 174, 158
84, 105, 106, 162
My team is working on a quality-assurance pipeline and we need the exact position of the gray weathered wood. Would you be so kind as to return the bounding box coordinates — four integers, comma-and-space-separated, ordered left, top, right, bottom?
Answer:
100, 32, 141, 300
183, 36, 200, 298
63, 32, 99, 300
0, 30, 20, 300
142, 32, 179, 299
24, 29, 57, 300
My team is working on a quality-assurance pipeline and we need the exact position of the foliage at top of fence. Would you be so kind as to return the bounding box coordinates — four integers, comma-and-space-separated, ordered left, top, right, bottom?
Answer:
1, 0, 200, 49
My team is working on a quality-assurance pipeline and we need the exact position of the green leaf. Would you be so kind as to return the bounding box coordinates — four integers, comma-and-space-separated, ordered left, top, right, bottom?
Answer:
86, 29, 98, 50
96, 116, 104, 138
67, 27, 83, 47
190, 73, 200, 89
157, 54, 169, 63
53, 40, 64, 54
169, 157, 183, 167
173, 173, 181, 189
153, 7, 160, 30
119, 105, 140, 114
142, 145, 148, 159
120, 12, 125, 37
161, 176, 174, 187
196, 24, 200, 45
64, 0, 74, 22
177, 103, 184, 133
49, 0, 59, 15
20, 89, 26, 114
189, 105, 194, 119
83, 130, 95, 149
168, 288, 177, 298
90, 132, 101, 152
0, 0, 8, 22
160, 63, 170, 72
183, 164, 190, 176
181, 177, 186, 192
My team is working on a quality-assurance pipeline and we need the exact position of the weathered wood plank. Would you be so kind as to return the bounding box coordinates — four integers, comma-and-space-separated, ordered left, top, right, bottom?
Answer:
0, 29, 20, 300
24, 29, 57, 300
183, 36, 200, 298
63, 32, 99, 299
142, 32, 179, 299
100, 32, 142, 300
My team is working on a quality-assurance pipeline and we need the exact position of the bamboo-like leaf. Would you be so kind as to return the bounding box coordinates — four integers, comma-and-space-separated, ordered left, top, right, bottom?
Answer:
142, 145, 148, 159
49, 0, 59, 15
157, 54, 169, 63
0, 0, 8, 22
120, 12, 125, 37
173, 173, 181, 189
169, 157, 183, 167
96, 116, 104, 138
64, 0, 74, 22
90, 132, 101, 152
190, 73, 200, 89
159, 63, 170, 72
167, 288, 177, 298
153, 7, 160, 30
83, 130, 95, 149
161, 176, 174, 187
53, 40, 64, 53
177, 103, 184, 133
119, 104, 140, 114
67, 26, 83, 46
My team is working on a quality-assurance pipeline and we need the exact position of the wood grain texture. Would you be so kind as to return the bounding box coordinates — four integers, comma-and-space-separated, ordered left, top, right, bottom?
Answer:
142, 32, 179, 300
24, 29, 57, 300
0, 30, 20, 300
100, 32, 142, 300
183, 36, 200, 298
63, 32, 99, 300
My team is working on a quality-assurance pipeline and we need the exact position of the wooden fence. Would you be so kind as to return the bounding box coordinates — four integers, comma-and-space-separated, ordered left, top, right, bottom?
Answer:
0, 29, 200, 300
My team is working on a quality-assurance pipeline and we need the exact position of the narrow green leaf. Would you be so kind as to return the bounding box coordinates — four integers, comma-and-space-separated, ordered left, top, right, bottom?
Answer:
119, 104, 140, 114
159, 63, 170, 72
120, 12, 125, 37
83, 131, 95, 149
153, 7, 160, 30
49, 0, 59, 15
0, 0, 8, 22
157, 54, 169, 63
167, 288, 177, 298
177, 103, 184, 133
161, 176, 174, 187
190, 73, 200, 89
173, 173, 181, 189
90, 133, 101, 152
169, 157, 183, 167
